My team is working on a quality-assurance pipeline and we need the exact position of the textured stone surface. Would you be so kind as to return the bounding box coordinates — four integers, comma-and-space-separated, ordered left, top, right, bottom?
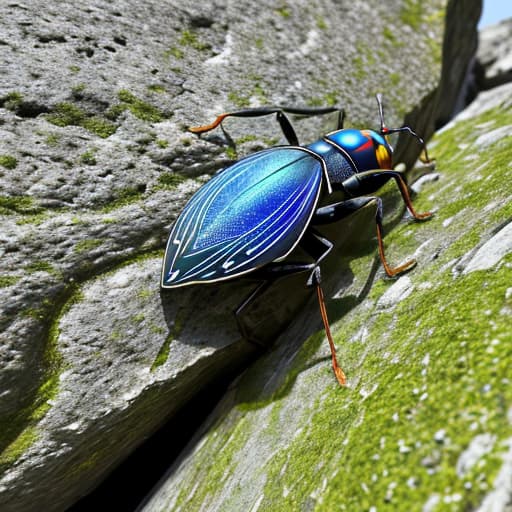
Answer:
0, 0, 482, 510
140, 83, 512, 511
477, 17, 512, 90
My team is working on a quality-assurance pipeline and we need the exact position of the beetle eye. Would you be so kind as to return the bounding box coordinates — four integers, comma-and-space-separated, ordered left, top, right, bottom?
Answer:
375, 143, 392, 169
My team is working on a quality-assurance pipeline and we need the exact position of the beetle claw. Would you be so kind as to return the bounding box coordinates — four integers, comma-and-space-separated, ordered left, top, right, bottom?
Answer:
306, 266, 321, 287
383, 258, 417, 278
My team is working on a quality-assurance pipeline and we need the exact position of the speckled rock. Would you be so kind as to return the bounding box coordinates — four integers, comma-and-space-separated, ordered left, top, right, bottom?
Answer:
0, 0, 481, 510
139, 83, 512, 512
477, 17, 512, 90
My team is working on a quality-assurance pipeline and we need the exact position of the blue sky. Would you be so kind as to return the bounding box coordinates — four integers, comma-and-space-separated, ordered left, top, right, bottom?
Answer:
479, 0, 512, 27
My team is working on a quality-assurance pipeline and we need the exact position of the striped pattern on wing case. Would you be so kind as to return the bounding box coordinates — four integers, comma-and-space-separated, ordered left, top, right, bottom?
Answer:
161, 147, 323, 287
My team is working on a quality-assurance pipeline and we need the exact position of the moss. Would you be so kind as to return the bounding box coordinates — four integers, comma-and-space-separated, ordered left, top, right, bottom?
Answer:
148, 84, 166, 93
164, 47, 184, 59
0, 426, 38, 469
0, 275, 19, 288
109, 330, 122, 342
400, 0, 425, 30
150, 308, 185, 371
46, 102, 117, 138
45, 133, 61, 146
235, 134, 259, 145
156, 139, 169, 149
0, 195, 41, 216
173, 415, 254, 509
15, 211, 51, 226
2, 91, 24, 111
178, 29, 209, 51
228, 91, 251, 109
71, 83, 86, 98
150, 333, 173, 371
111, 90, 164, 123
74, 239, 102, 253
316, 15, 327, 30
218, 258, 511, 512
157, 172, 186, 189
100, 186, 146, 212
22, 297, 57, 321
82, 117, 117, 138
46, 102, 86, 126
0, 285, 81, 467
25, 260, 60, 276
0, 154, 18, 169
132, 312, 145, 323
69, 65, 81, 73
275, 5, 291, 18
225, 146, 237, 160
389, 72, 401, 87
137, 288, 153, 300
252, 83, 268, 104
383, 26, 399, 46
322, 91, 339, 107
80, 149, 97, 166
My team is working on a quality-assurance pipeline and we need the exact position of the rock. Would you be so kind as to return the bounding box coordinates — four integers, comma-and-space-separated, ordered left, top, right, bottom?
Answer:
476, 440, 512, 512
139, 78, 512, 511
0, 0, 482, 510
376, 275, 414, 310
456, 433, 495, 477
476, 17, 512, 90
463, 219, 512, 274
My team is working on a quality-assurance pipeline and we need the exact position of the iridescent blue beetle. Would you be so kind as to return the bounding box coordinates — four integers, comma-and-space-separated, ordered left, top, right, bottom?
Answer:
161, 94, 432, 386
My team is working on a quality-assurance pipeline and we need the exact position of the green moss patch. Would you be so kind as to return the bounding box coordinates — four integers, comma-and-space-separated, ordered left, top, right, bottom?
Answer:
0, 154, 18, 169
80, 149, 97, 166
258, 262, 511, 511
150, 307, 185, 372
108, 90, 164, 123
0, 275, 19, 288
100, 185, 146, 212
0, 195, 42, 216
1, 91, 24, 112
74, 238, 102, 253
0, 284, 82, 468
46, 102, 117, 138
157, 172, 186, 189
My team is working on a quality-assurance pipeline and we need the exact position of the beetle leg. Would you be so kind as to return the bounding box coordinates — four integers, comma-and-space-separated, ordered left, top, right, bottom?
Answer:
234, 262, 317, 346
234, 280, 272, 346
299, 231, 346, 386
313, 196, 417, 277
189, 106, 345, 145
310, 267, 346, 387
234, 231, 347, 386
342, 170, 432, 221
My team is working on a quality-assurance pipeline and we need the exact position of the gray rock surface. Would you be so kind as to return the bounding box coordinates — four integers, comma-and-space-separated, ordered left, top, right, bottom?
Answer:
477, 17, 512, 89
0, 0, 482, 510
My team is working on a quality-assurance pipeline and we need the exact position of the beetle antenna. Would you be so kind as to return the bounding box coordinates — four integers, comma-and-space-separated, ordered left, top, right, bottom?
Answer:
384, 126, 431, 163
376, 95, 431, 163
376, 93, 387, 132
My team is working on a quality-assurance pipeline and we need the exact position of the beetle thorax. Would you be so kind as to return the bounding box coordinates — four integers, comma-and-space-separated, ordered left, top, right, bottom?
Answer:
323, 128, 393, 172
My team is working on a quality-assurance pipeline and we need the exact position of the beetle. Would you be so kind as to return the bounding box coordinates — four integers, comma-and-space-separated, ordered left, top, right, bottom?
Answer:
161, 94, 433, 386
